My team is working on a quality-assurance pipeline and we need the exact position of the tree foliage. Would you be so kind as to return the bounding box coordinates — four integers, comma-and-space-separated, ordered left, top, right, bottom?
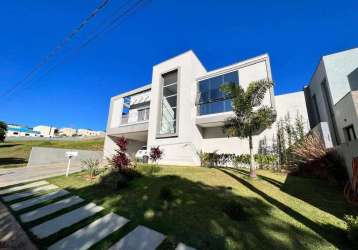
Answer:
0, 121, 7, 143
220, 79, 276, 177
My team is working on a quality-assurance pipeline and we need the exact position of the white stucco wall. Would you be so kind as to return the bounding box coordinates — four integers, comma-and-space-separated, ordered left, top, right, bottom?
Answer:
323, 48, 358, 104
104, 51, 309, 166
147, 51, 207, 165
334, 92, 358, 143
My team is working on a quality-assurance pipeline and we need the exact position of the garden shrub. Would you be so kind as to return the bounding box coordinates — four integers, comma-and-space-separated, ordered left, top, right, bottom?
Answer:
344, 215, 358, 246
98, 169, 129, 190
159, 186, 175, 201
150, 146, 163, 165
109, 136, 141, 180
289, 133, 348, 185
222, 200, 248, 221
81, 158, 100, 179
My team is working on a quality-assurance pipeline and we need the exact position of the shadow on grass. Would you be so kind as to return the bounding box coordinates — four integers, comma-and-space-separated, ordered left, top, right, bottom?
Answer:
218, 168, 352, 250
228, 167, 358, 220
37, 173, 338, 250
0, 143, 20, 148
0, 157, 27, 166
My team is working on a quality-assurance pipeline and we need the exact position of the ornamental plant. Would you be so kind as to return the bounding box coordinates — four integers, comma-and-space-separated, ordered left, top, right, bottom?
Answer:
110, 136, 130, 170
150, 146, 163, 165
220, 79, 276, 178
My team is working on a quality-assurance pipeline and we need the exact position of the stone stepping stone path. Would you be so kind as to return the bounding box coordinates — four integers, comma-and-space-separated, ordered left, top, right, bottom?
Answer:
108, 225, 166, 250
176, 243, 197, 250
20, 196, 84, 223
1, 180, 198, 250
2, 184, 58, 202
0, 180, 49, 195
48, 212, 129, 250
30, 202, 104, 239
10, 189, 70, 211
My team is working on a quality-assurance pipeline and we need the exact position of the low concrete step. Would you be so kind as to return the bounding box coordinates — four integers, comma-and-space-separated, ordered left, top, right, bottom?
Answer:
30, 203, 104, 239
108, 225, 166, 250
2, 184, 58, 202
0, 181, 49, 195
20, 196, 84, 223
48, 212, 129, 250
10, 189, 70, 211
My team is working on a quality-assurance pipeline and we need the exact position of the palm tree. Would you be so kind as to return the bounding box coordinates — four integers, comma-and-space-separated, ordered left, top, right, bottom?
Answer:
220, 79, 276, 178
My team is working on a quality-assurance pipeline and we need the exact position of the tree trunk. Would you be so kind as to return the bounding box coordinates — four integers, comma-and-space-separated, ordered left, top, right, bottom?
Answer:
249, 135, 257, 178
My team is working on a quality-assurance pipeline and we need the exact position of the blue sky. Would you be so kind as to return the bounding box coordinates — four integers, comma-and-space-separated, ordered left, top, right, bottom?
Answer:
0, 0, 357, 130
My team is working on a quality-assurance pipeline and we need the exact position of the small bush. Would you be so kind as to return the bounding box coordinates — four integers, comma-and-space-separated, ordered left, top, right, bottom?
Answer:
150, 146, 163, 164
98, 169, 129, 190
222, 200, 248, 221
159, 186, 175, 201
344, 215, 358, 246
81, 159, 100, 179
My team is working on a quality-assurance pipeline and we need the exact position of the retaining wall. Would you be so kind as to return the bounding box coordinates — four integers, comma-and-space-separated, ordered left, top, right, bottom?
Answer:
28, 147, 103, 166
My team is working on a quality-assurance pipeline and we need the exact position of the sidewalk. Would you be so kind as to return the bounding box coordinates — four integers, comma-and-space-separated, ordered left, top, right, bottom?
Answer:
0, 163, 82, 187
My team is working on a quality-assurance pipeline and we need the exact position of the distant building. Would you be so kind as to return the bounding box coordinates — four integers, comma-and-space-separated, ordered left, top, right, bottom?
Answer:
59, 127, 77, 137
77, 128, 104, 137
33, 125, 57, 137
6, 124, 41, 137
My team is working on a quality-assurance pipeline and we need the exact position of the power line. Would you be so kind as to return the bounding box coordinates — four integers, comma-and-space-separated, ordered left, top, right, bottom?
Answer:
4, 0, 150, 99
0, 0, 110, 99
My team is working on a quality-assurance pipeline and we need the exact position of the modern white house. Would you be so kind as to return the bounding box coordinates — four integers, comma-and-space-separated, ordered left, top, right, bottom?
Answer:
59, 127, 77, 137
6, 124, 41, 137
104, 51, 309, 165
304, 48, 358, 176
33, 125, 57, 137
77, 128, 105, 137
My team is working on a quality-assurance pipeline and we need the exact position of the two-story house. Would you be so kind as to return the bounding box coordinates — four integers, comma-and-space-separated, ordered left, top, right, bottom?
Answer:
104, 51, 309, 165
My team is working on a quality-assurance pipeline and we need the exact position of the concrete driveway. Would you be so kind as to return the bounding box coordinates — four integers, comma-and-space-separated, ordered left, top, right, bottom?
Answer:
0, 164, 82, 187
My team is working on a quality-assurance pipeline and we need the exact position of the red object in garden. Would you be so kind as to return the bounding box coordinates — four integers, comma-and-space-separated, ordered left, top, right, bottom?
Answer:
111, 136, 130, 169
344, 157, 358, 204
150, 146, 163, 163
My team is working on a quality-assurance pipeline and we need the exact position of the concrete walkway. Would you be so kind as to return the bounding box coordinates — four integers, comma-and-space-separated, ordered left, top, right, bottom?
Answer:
0, 163, 82, 187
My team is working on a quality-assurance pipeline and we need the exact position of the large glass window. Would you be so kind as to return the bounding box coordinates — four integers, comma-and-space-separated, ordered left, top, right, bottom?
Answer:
159, 70, 178, 135
138, 107, 150, 121
197, 71, 239, 115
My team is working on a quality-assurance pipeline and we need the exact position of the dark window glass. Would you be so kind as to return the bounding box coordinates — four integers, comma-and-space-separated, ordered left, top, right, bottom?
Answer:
199, 79, 210, 103
197, 71, 239, 115
223, 71, 239, 85
163, 84, 177, 97
163, 71, 177, 86
160, 70, 178, 135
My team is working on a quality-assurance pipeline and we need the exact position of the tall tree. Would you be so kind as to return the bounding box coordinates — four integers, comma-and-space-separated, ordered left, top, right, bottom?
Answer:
0, 121, 8, 143
220, 79, 276, 177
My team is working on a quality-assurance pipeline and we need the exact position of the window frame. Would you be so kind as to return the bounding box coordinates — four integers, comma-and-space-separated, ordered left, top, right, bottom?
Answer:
156, 67, 180, 138
344, 124, 357, 142
196, 70, 239, 116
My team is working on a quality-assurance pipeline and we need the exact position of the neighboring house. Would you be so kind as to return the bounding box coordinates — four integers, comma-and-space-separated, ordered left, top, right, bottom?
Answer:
304, 47, 358, 177
59, 127, 77, 137
77, 128, 104, 137
104, 50, 309, 165
33, 125, 56, 137
6, 124, 41, 137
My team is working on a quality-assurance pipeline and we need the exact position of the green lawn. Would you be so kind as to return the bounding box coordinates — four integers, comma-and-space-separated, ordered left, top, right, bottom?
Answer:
0, 139, 104, 168
41, 166, 358, 250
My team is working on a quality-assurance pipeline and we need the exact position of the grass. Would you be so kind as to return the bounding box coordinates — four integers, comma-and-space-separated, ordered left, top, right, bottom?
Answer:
0, 139, 104, 168
39, 165, 358, 250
